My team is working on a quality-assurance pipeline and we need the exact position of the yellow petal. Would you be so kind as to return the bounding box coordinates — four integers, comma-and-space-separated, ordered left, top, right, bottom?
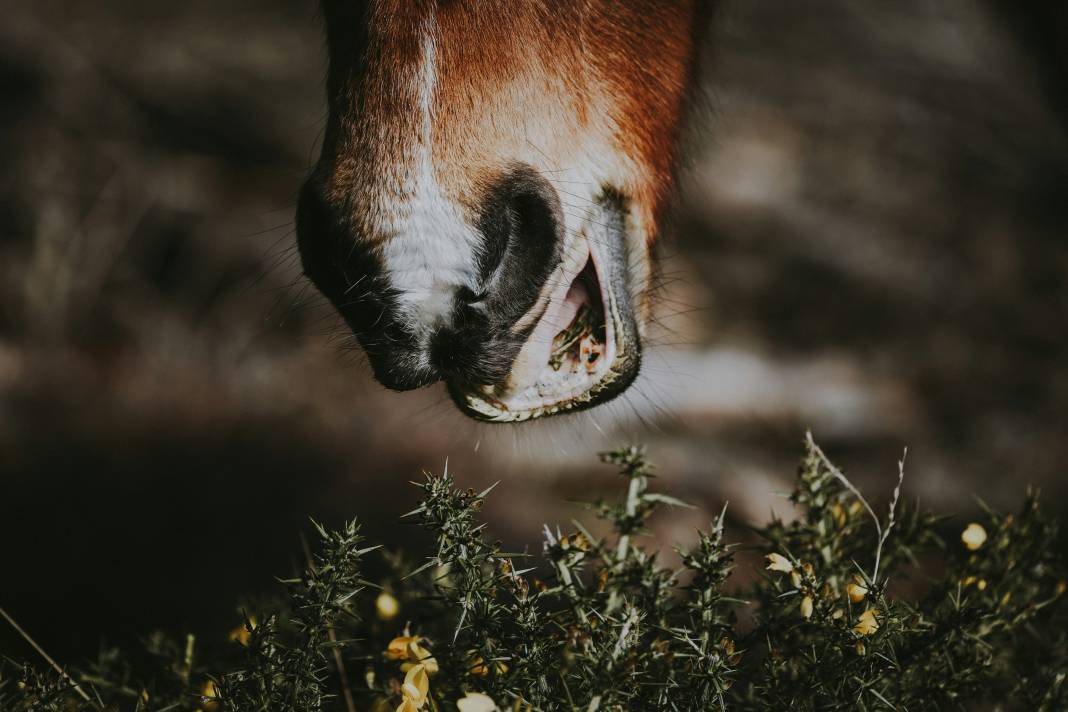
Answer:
199, 683, 217, 708
469, 654, 487, 677
800, 595, 814, 620
407, 641, 439, 674
830, 503, 847, 528
376, 592, 400, 621
846, 579, 868, 603
569, 533, 590, 552
228, 615, 257, 646
853, 608, 880, 636
765, 553, 794, 573
199, 681, 219, 712
961, 523, 987, 551
468, 651, 507, 677
385, 636, 416, 661
402, 664, 429, 706
457, 692, 498, 712
396, 699, 421, 712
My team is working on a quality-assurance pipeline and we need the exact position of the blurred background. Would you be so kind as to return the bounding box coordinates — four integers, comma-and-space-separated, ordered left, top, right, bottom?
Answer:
2, 0, 1066, 660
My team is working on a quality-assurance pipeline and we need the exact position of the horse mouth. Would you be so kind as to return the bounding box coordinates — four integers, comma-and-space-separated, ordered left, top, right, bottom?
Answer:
448, 202, 640, 422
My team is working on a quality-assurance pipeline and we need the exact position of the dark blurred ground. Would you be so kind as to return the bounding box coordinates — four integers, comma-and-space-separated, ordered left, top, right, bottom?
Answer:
2, 0, 1066, 661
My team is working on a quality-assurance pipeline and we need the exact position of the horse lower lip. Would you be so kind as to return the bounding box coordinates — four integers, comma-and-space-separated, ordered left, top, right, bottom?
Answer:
454, 248, 611, 405
450, 194, 640, 422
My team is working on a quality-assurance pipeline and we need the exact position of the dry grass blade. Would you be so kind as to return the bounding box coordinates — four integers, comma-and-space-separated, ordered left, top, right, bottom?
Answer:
0, 605, 98, 708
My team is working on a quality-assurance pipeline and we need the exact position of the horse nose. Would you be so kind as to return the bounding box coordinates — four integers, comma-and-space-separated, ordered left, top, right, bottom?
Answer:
430, 164, 565, 385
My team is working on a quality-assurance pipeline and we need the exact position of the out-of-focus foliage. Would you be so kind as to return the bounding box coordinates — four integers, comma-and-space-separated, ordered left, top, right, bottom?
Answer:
3, 440, 1066, 711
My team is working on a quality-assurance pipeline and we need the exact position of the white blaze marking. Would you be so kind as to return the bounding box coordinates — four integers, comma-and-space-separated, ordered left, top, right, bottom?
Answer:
379, 17, 481, 346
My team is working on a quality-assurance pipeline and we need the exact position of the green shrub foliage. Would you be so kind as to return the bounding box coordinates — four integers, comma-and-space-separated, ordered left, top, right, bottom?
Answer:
3, 438, 1066, 711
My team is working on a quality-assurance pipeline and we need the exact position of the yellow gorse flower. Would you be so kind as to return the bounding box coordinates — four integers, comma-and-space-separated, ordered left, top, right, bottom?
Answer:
559, 533, 590, 552
402, 639, 439, 674
456, 692, 498, 712
830, 502, 847, 528
385, 635, 439, 675
468, 651, 509, 676
846, 576, 868, 603
385, 635, 416, 660
961, 523, 987, 551
854, 608, 880, 636
765, 553, 794, 573
800, 595, 814, 620
228, 615, 258, 646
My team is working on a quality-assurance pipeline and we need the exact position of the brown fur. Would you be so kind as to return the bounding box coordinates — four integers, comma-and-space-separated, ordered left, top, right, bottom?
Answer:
319, 0, 706, 248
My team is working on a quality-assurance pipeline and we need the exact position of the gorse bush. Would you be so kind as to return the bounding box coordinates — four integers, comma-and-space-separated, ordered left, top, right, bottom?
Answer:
3, 436, 1066, 711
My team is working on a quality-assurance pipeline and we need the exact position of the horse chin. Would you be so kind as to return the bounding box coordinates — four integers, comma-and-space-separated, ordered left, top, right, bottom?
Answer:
448, 197, 641, 423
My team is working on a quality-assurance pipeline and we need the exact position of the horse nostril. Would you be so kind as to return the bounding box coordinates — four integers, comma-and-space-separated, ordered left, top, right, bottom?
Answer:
479, 172, 560, 282
474, 164, 565, 328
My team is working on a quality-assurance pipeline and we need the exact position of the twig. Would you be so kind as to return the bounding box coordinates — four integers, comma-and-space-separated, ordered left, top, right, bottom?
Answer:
615, 473, 643, 562
806, 432, 907, 583
611, 607, 640, 662
874, 450, 908, 582
299, 533, 357, 712
0, 605, 97, 708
